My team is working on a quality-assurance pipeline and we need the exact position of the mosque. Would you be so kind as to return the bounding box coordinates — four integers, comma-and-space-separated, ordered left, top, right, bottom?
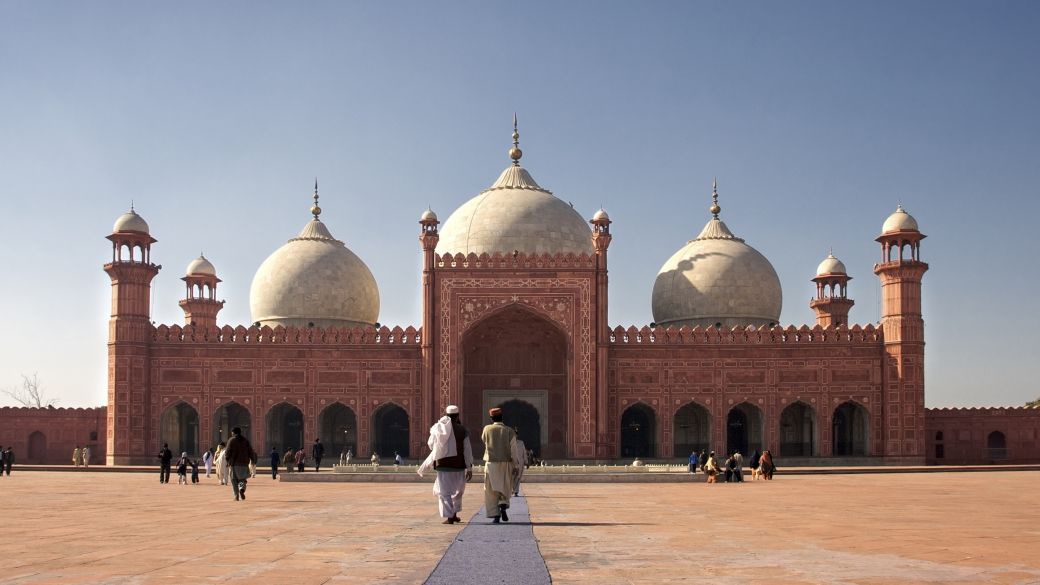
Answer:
6, 122, 1036, 467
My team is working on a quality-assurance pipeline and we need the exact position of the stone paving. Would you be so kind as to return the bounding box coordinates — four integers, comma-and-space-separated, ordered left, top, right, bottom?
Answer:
1, 471, 1038, 584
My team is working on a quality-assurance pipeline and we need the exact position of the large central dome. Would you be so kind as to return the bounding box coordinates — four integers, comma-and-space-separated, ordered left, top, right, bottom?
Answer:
436, 121, 592, 256
249, 189, 379, 329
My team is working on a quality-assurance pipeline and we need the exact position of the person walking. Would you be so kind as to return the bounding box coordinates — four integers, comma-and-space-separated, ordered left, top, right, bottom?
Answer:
759, 450, 775, 480
214, 442, 229, 485
295, 448, 306, 472
312, 438, 325, 472
190, 458, 200, 484
481, 407, 520, 524
157, 443, 173, 484
223, 427, 257, 501
176, 452, 190, 485
705, 451, 719, 484
73, 446, 82, 468
688, 451, 698, 474
3, 447, 13, 475
418, 405, 473, 524
83, 445, 91, 468
282, 447, 294, 474
0, 447, 5, 478
733, 451, 745, 482
512, 429, 527, 496
344, 449, 353, 465
270, 447, 280, 480
202, 448, 213, 478
750, 449, 762, 480
698, 450, 708, 473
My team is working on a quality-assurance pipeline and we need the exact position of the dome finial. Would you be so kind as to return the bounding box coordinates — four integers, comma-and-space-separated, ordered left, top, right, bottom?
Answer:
709, 177, 721, 218
130, 199, 135, 213
310, 178, 322, 219
509, 113, 522, 166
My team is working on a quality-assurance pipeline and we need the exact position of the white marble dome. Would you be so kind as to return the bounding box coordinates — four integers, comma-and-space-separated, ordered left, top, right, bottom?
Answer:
882, 205, 919, 233
816, 253, 847, 276
436, 164, 593, 256
652, 210, 782, 329
249, 211, 379, 329
186, 255, 216, 276
113, 208, 149, 234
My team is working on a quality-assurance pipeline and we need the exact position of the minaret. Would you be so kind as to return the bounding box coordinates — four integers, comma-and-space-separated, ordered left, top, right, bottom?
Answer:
873, 204, 928, 461
179, 254, 224, 329
590, 207, 612, 457
103, 205, 161, 465
419, 206, 440, 430
810, 251, 854, 327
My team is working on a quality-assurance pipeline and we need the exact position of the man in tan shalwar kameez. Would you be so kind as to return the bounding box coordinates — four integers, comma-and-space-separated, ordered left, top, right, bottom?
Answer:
482, 407, 520, 524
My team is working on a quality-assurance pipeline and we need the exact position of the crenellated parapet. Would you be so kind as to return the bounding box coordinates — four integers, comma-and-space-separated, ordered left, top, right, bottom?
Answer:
926, 406, 1040, 416
0, 406, 106, 414
608, 323, 882, 345
435, 251, 597, 270
152, 323, 422, 345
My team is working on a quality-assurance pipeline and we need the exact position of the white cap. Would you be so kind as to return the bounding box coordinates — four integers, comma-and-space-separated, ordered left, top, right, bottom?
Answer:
445, 405, 460, 414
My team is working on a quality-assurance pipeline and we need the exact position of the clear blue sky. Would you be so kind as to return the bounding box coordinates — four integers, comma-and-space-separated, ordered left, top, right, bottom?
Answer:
1, 2, 1037, 408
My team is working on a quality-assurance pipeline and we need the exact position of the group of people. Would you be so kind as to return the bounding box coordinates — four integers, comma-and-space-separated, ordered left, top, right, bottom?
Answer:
690, 449, 776, 483
276, 439, 327, 477
418, 405, 528, 525
71, 445, 92, 467
0, 447, 13, 475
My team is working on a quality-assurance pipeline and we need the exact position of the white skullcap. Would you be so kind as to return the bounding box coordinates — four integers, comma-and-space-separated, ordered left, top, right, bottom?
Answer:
445, 405, 460, 414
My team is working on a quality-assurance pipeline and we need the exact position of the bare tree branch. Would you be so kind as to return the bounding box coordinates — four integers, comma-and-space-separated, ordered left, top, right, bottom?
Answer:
3, 373, 57, 408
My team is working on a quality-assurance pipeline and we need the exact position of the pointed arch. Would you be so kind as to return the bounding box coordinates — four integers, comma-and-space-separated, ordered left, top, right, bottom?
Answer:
779, 401, 816, 457
212, 401, 252, 447
161, 401, 200, 456
27, 431, 47, 462
673, 401, 711, 456
372, 402, 410, 458
319, 402, 357, 459
726, 402, 764, 457
620, 402, 657, 458
832, 401, 869, 456
266, 402, 305, 453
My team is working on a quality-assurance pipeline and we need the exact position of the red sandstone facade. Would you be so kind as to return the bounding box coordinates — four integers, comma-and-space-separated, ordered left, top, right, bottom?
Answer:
0, 407, 106, 464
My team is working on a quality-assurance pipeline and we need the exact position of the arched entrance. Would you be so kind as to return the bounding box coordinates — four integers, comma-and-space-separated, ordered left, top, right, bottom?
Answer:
779, 402, 816, 457
267, 403, 305, 453
27, 431, 47, 462
620, 403, 656, 458
319, 403, 357, 459
461, 306, 568, 458
673, 402, 710, 456
726, 403, 763, 457
986, 431, 1007, 460
213, 401, 251, 447
497, 399, 541, 458
161, 402, 200, 456
832, 401, 869, 456
372, 403, 409, 458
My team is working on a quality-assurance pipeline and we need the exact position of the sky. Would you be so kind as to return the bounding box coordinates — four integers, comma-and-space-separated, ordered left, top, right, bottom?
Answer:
1, 1, 1038, 408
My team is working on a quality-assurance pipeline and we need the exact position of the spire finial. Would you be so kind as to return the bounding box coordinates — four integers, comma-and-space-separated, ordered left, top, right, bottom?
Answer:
509, 113, 522, 166
130, 199, 135, 213
709, 177, 721, 218
310, 178, 322, 220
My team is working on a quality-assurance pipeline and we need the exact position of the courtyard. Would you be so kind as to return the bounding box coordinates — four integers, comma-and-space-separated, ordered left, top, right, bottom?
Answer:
3, 471, 1038, 584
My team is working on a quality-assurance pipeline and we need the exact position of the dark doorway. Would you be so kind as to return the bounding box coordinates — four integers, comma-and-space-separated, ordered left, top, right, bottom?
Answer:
727, 403, 763, 457
673, 402, 710, 456
373, 404, 409, 458
498, 399, 541, 458
161, 402, 200, 456
461, 306, 568, 459
779, 402, 815, 457
620, 403, 656, 458
320, 403, 357, 459
832, 402, 869, 456
213, 402, 251, 447
986, 431, 1007, 460
27, 431, 47, 462
267, 403, 305, 453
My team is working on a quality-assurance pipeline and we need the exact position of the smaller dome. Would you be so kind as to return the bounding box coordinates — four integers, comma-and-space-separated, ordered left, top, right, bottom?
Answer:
186, 255, 216, 276
882, 205, 919, 233
592, 208, 610, 222
816, 253, 847, 276
113, 207, 149, 234
420, 208, 438, 222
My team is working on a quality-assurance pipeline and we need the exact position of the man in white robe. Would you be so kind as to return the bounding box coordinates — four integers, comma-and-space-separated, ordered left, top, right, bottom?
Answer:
418, 405, 473, 524
482, 408, 520, 524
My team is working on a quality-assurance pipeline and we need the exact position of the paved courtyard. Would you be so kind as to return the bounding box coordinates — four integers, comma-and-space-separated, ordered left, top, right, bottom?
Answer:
2, 471, 1038, 584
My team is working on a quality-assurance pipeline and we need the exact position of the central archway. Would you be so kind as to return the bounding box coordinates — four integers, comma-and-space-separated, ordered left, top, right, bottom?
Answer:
779, 402, 816, 457
319, 403, 357, 459
213, 401, 251, 447
267, 403, 304, 453
161, 402, 200, 456
832, 401, 869, 456
498, 399, 542, 458
727, 403, 763, 457
461, 305, 568, 459
373, 403, 409, 458
673, 401, 710, 456
620, 403, 657, 458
